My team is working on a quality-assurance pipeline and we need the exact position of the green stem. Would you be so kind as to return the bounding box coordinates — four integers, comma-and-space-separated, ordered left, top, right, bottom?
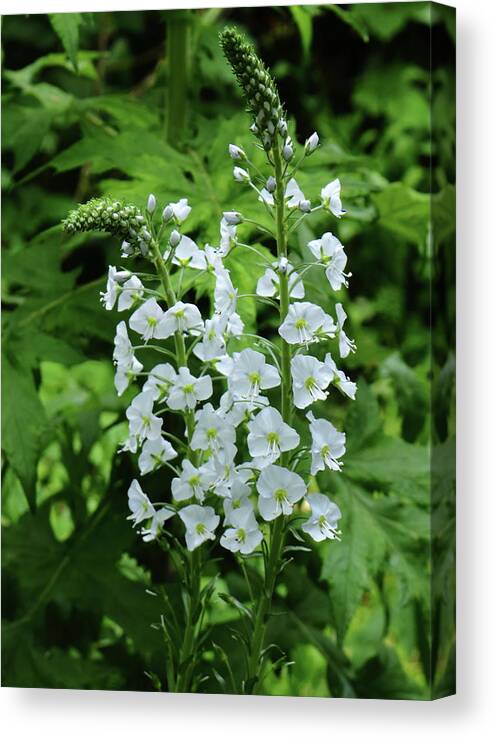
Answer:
165, 11, 190, 147
244, 142, 291, 695
175, 547, 202, 693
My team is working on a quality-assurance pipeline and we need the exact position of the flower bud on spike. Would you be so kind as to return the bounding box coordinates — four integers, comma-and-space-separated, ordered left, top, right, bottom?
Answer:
305, 132, 319, 155
169, 230, 181, 248
147, 194, 156, 213
62, 197, 149, 251
282, 143, 294, 162
266, 176, 276, 193
233, 166, 250, 183
229, 144, 246, 161
223, 211, 243, 225
162, 205, 173, 223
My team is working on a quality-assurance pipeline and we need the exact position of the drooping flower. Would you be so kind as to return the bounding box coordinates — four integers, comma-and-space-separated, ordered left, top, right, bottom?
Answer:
167, 367, 213, 411
247, 407, 299, 466
306, 411, 346, 474
178, 504, 220, 551
100, 266, 122, 310
302, 493, 341, 541
214, 268, 238, 317
226, 348, 280, 400
191, 403, 236, 452
140, 507, 175, 543
223, 477, 254, 521
166, 198, 191, 224
113, 321, 135, 366
257, 464, 306, 520
160, 301, 204, 338
218, 389, 270, 427
126, 391, 163, 444
127, 479, 155, 526
220, 507, 263, 554
117, 275, 145, 311
307, 232, 349, 291
115, 355, 143, 397
279, 302, 336, 345
192, 315, 227, 362
335, 303, 356, 358
324, 353, 357, 399
285, 178, 307, 209
256, 260, 305, 300
219, 217, 237, 255
143, 363, 177, 403
233, 166, 250, 183
138, 436, 177, 475
290, 354, 333, 409
171, 459, 216, 503
129, 298, 167, 342
321, 178, 346, 218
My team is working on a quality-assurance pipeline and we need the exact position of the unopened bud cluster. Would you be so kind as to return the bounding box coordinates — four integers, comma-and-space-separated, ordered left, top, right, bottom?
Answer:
63, 197, 151, 252
220, 27, 285, 151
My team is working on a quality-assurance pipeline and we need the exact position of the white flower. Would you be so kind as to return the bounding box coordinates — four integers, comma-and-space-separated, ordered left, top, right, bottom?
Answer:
335, 303, 356, 358
140, 507, 175, 543
306, 411, 346, 474
308, 232, 349, 290
167, 198, 191, 224
214, 268, 238, 317
160, 301, 204, 338
126, 391, 163, 444
191, 403, 236, 451
138, 436, 177, 475
179, 504, 220, 551
229, 144, 246, 160
257, 465, 306, 520
290, 354, 333, 409
222, 211, 243, 226
113, 321, 135, 366
219, 218, 237, 255
117, 275, 144, 311
256, 261, 305, 300
279, 302, 336, 345
203, 244, 223, 273
143, 362, 176, 403
100, 266, 120, 310
226, 348, 280, 400
220, 507, 263, 554
302, 493, 341, 541
127, 479, 155, 526
204, 444, 248, 498
218, 390, 269, 427
305, 132, 319, 154
192, 315, 227, 362
321, 178, 346, 218
233, 166, 250, 182
258, 188, 275, 206
225, 312, 244, 337
167, 367, 212, 410
172, 235, 207, 270
223, 478, 253, 521
247, 407, 299, 465
172, 459, 216, 502
285, 178, 306, 209
324, 353, 357, 399
115, 355, 143, 396
129, 298, 167, 342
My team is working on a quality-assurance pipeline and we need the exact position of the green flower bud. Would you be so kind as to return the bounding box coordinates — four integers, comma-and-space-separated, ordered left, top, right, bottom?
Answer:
62, 197, 149, 249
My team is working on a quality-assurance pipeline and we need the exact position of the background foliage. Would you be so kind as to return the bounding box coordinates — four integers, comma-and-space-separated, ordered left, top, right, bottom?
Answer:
1, 2, 455, 698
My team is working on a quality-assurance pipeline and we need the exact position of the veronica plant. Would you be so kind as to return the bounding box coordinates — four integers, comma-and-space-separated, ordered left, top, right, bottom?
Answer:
62, 27, 356, 695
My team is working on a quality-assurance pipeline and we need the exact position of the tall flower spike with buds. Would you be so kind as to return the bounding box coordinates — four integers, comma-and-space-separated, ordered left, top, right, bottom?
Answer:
63, 197, 150, 253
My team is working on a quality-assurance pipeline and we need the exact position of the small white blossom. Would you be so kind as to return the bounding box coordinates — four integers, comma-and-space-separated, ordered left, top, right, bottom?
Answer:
219, 217, 237, 255
279, 302, 336, 345
167, 367, 212, 410
285, 178, 306, 209
127, 479, 155, 526
226, 348, 280, 400
179, 504, 220, 551
172, 459, 216, 502
193, 315, 227, 362
220, 507, 263, 554
191, 403, 236, 452
324, 353, 357, 399
143, 362, 176, 403
229, 144, 246, 160
335, 303, 356, 358
140, 507, 175, 543
291, 354, 333, 409
138, 436, 177, 475
321, 178, 346, 218
113, 321, 135, 366
258, 188, 275, 206
100, 266, 120, 310
257, 464, 306, 520
247, 407, 299, 466
214, 268, 238, 317
126, 391, 163, 444
129, 298, 167, 342
218, 390, 270, 427
172, 235, 208, 270
308, 232, 349, 290
115, 355, 143, 396
160, 301, 204, 338
302, 493, 341, 542
117, 275, 144, 311
307, 411, 346, 474
167, 198, 191, 224
223, 478, 253, 521
233, 166, 250, 183
256, 261, 305, 300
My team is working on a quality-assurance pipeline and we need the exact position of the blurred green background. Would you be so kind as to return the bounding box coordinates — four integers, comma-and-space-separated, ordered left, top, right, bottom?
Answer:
1, 3, 455, 698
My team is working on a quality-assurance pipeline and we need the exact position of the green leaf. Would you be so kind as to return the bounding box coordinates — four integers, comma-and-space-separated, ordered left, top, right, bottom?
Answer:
49, 13, 83, 72
373, 182, 430, 249
327, 4, 369, 42
1, 357, 50, 511
381, 352, 427, 441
